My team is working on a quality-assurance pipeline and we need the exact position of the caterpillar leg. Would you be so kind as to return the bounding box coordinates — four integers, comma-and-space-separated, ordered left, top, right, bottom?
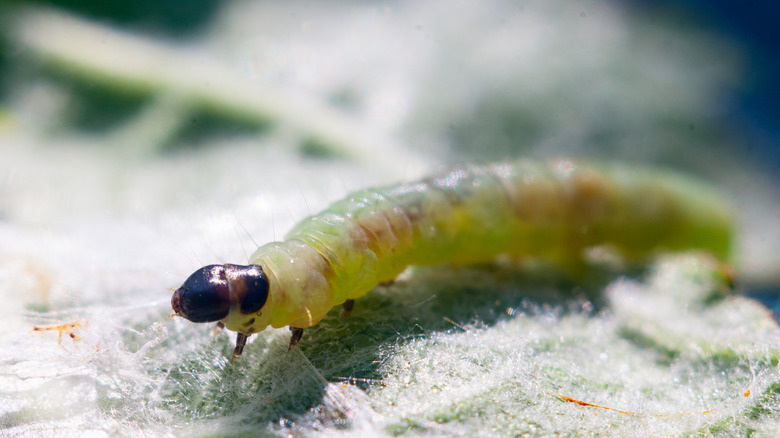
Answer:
288, 327, 304, 350
231, 333, 248, 364
213, 321, 225, 338
342, 299, 355, 317
716, 262, 736, 290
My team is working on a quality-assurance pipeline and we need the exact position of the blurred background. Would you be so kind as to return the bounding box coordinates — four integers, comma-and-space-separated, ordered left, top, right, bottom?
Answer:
0, 1, 778, 436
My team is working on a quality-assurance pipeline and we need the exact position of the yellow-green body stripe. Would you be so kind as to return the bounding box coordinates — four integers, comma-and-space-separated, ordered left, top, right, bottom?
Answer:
223, 159, 733, 335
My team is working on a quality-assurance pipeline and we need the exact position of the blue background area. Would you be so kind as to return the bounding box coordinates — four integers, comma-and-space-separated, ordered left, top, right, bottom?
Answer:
634, 0, 780, 172
630, 0, 780, 316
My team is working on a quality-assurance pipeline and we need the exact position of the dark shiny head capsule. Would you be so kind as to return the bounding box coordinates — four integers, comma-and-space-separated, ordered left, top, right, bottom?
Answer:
224, 264, 270, 314
171, 264, 269, 323
171, 265, 231, 323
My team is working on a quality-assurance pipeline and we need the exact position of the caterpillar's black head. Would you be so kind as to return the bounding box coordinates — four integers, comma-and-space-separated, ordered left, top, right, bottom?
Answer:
171, 264, 269, 323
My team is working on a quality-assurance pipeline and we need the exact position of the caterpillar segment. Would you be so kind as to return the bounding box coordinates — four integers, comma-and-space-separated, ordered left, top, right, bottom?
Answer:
170, 159, 733, 362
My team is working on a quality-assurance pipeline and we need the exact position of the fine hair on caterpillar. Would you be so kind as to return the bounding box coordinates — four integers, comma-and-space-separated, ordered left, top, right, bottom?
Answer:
170, 158, 733, 363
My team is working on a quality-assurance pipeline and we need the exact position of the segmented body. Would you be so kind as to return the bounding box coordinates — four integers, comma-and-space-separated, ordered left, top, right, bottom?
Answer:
219, 159, 732, 335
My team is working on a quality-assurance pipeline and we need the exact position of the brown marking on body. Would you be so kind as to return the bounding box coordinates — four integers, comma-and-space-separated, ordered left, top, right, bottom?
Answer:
563, 168, 615, 223
383, 206, 414, 253
354, 222, 379, 249
355, 212, 402, 260
506, 169, 567, 223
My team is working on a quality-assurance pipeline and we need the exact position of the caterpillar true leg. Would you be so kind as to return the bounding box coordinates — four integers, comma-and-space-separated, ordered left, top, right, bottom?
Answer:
212, 321, 225, 338
231, 333, 248, 364
288, 327, 304, 350
342, 299, 355, 317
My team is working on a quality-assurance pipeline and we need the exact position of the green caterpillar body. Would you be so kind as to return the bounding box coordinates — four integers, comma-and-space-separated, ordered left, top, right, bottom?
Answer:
217, 159, 732, 335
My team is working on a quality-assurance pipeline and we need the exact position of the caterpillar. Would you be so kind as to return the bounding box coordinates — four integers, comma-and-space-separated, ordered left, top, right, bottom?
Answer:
170, 159, 733, 362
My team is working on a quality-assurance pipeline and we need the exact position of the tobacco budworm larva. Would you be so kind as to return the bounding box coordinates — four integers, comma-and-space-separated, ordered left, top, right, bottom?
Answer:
171, 159, 733, 361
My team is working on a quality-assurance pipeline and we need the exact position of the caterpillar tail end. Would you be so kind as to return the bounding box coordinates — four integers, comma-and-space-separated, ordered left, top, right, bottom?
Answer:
289, 327, 304, 351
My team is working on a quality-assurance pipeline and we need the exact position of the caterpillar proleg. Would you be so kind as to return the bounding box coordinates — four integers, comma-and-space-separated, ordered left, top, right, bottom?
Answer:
171, 159, 733, 362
